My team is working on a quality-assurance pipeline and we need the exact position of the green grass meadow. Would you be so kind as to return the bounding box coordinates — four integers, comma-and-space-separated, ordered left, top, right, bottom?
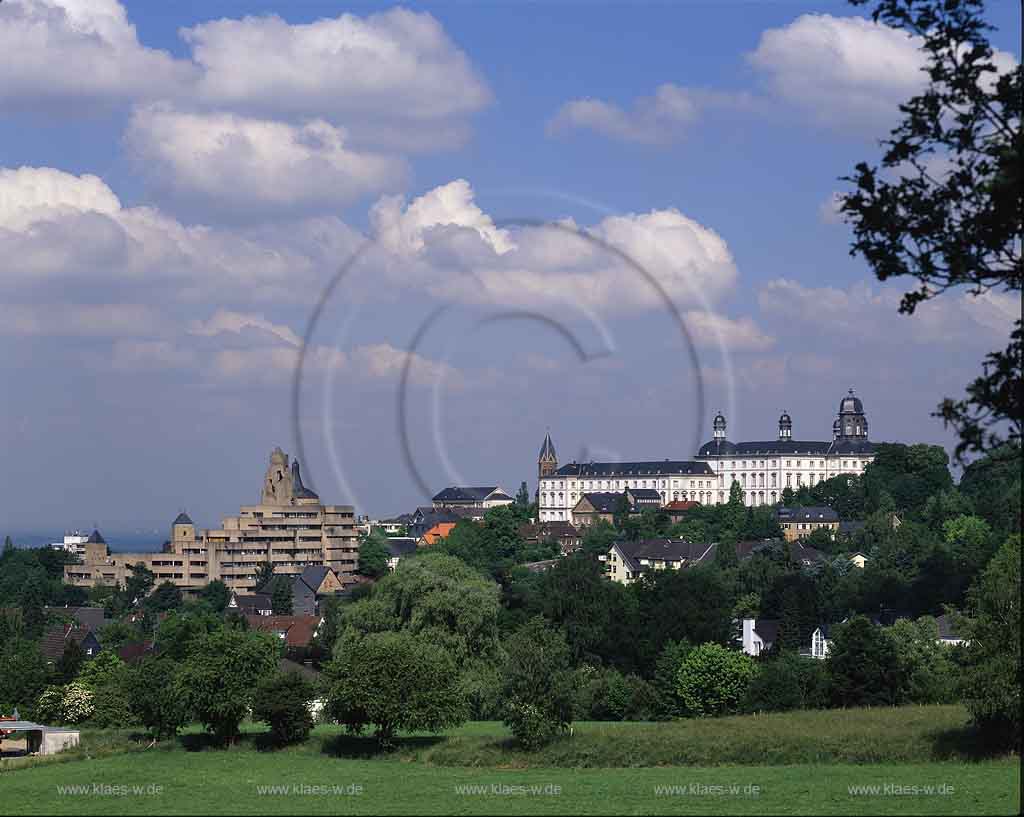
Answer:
1, 707, 1018, 815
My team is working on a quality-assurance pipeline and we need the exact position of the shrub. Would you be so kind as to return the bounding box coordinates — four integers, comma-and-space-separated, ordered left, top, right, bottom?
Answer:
744, 652, 830, 713
651, 640, 692, 719
501, 617, 576, 749
826, 616, 902, 707
90, 680, 136, 728
252, 671, 316, 747
576, 667, 660, 721
36, 682, 94, 724
677, 643, 756, 717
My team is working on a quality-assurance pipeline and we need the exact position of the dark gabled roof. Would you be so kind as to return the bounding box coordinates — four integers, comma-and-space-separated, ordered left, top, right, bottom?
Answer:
431, 486, 500, 502
172, 512, 193, 526
44, 606, 108, 631
579, 492, 627, 513
777, 506, 839, 523
792, 542, 828, 564
231, 592, 273, 614
386, 538, 418, 557
613, 538, 716, 572
298, 565, 331, 592
38, 624, 99, 662
86, 529, 106, 544
699, 439, 876, 457
555, 460, 714, 477
519, 521, 580, 540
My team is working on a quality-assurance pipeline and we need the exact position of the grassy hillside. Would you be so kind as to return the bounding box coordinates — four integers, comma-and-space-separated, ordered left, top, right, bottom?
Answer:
1, 706, 1018, 815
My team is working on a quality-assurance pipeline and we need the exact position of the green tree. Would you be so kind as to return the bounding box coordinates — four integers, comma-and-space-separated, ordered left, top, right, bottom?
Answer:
198, 579, 232, 613
124, 562, 155, 607
942, 514, 995, 576
958, 534, 1021, 749
651, 640, 692, 719
176, 626, 280, 744
254, 561, 275, 590
357, 530, 391, 578
580, 519, 619, 558
323, 630, 465, 747
252, 671, 316, 747
0, 639, 50, 720
501, 617, 576, 749
676, 643, 757, 717
125, 657, 188, 741
146, 581, 183, 614
55, 638, 86, 684
516, 481, 531, 507
888, 617, 957, 704
155, 605, 224, 661
957, 445, 1022, 536
826, 616, 902, 707
270, 577, 294, 616
344, 551, 501, 664
842, 0, 1022, 460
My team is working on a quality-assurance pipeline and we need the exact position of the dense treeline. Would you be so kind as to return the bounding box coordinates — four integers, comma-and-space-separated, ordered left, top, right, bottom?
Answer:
0, 444, 1019, 752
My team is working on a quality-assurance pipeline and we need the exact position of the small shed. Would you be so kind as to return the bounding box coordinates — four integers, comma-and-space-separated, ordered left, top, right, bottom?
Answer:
0, 721, 80, 756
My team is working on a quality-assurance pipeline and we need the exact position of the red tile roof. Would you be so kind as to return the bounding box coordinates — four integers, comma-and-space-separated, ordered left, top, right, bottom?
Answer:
245, 615, 321, 647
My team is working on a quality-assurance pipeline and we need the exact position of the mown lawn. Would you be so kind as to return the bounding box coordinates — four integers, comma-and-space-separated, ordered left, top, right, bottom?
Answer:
1, 707, 1018, 815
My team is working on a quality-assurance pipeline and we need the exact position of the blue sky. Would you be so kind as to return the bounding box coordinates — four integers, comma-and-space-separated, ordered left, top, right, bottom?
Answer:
1, 0, 1019, 537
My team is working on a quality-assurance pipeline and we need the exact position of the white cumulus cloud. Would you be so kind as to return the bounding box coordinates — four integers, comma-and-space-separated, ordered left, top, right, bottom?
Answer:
126, 107, 408, 214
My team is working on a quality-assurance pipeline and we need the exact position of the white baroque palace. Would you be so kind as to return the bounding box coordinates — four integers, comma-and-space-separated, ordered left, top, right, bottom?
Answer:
537, 390, 876, 522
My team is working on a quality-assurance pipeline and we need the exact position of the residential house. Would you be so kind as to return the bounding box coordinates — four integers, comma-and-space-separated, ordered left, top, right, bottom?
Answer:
43, 606, 108, 631
407, 506, 473, 539
117, 640, 155, 663
740, 618, 780, 657
517, 521, 581, 555
848, 551, 870, 569
39, 624, 101, 664
385, 538, 418, 571
571, 492, 627, 527
809, 624, 831, 659
245, 615, 323, 649
227, 591, 273, 617
776, 506, 840, 542
604, 538, 716, 585
431, 486, 514, 510
419, 522, 457, 546
625, 487, 663, 510
663, 499, 701, 522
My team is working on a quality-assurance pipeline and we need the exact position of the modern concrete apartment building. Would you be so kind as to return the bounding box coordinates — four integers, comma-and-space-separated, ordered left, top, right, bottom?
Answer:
64, 448, 358, 593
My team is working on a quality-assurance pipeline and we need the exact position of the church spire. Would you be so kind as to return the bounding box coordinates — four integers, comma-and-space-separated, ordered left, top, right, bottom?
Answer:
538, 430, 558, 480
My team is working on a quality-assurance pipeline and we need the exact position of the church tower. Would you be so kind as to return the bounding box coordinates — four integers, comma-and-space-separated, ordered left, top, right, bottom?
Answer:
261, 447, 294, 505
538, 431, 558, 481
778, 411, 792, 440
836, 389, 869, 440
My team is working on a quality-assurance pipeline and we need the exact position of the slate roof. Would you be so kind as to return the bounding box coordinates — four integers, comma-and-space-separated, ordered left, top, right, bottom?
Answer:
627, 488, 662, 502
432, 486, 501, 502
86, 529, 106, 544
612, 538, 716, 573
777, 506, 839, 523
43, 606, 107, 631
555, 460, 714, 477
578, 492, 628, 514
698, 439, 876, 457
518, 521, 580, 540
298, 565, 332, 593
230, 592, 273, 615
172, 512, 193, 526
386, 537, 418, 557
